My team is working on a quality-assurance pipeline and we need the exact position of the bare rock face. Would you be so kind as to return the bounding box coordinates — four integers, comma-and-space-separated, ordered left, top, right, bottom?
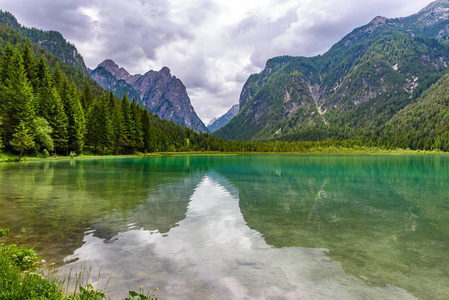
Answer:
91, 60, 208, 133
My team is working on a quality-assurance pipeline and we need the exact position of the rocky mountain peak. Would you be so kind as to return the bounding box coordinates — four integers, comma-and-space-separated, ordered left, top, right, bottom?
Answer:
91, 61, 208, 133
369, 16, 388, 25
160, 66, 171, 75
419, 0, 449, 14
98, 59, 138, 83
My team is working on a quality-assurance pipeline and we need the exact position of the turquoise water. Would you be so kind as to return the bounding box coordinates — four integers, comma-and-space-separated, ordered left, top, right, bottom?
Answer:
0, 155, 448, 299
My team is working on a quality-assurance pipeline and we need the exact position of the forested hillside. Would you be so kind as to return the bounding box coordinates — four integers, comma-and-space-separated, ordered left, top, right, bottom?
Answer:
0, 10, 87, 72
379, 73, 449, 150
215, 0, 449, 150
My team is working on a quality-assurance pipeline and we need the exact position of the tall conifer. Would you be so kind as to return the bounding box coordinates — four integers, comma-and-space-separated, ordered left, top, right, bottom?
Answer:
3, 49, 35, 148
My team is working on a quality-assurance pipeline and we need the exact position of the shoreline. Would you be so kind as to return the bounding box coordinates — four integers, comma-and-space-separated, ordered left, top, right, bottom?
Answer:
1, 147, 448, 163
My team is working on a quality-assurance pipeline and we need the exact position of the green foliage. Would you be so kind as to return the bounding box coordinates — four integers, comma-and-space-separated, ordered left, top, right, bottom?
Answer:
0, 227, 9, 238
379, 73, 449, 150
10, 121, 34, 161
1, 244, 38, 271
124, 287, 159, 300
0, 10, 86, 72
66, 284, 106, 300
33, 116, 54, 152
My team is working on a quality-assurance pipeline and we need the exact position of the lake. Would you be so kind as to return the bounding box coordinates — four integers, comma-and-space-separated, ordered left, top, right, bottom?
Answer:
0, 155, 448, 299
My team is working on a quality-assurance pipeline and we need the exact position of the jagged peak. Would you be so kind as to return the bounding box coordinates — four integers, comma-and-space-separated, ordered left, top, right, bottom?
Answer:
98, 59, 119, 69
369, 16, 388, 25
160, 66, 171, 75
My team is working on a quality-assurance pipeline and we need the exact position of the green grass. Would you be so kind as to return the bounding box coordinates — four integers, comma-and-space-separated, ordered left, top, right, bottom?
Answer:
0, 227, 157, 299
0, 244, 62, 299
1, 146, 448, 164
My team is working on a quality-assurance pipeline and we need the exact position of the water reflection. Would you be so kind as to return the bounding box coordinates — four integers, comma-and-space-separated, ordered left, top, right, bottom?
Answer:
59, 173, 415, 300
1, 155, 449, 299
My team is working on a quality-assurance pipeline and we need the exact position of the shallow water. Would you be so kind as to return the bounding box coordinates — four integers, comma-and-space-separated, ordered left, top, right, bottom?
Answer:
1, 155, 448, 299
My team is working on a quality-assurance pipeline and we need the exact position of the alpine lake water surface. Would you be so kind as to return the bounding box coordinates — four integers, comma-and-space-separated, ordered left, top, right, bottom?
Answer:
0, 155, 448, 299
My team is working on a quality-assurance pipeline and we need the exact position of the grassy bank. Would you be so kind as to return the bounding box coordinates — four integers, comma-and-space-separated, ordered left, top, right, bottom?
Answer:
0, 227, 158, 300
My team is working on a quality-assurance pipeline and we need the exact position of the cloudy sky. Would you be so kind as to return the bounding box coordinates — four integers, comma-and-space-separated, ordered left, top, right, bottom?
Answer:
0, 0, 432, 124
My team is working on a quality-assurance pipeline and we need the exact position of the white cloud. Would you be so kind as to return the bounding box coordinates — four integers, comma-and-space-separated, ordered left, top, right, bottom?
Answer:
0, 0, 432, 124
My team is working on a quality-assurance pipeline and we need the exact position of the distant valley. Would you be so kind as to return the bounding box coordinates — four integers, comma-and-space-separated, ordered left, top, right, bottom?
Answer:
207, 104, 239, 132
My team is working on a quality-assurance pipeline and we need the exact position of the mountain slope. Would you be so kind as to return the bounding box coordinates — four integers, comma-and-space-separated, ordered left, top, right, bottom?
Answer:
91, 60, 208, 133
207, 104, 239, 132
89, 65, 142, 104
379, 72, 449, 150
0, 10, 87, 72
215, 0, 449, 141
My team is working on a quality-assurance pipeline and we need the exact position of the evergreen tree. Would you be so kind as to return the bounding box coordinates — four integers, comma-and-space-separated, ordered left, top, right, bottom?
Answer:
108, 92, 126, 155
0, 116, 3, 151
10, 120, 35, 162
0, 43, 15, 146
51, 64, 63, 94
130, 98, 144, 152
35, 59, 68, 153
0, 43, 14, 84
36, 56, 47, 84
66, 82, 85, 153
21, 41, 38, 92
120, 93, 133, 153
1, 48, 35, 148
86, 93, 112, 154
80, 79, 94, 112
142, 109, 155, 153
33, 116, 54, 152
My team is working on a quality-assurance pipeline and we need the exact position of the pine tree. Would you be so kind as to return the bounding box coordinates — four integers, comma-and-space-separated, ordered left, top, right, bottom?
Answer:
52, 64, 63, 94
35, 58, 68, 153
10, 121, 35, 162
130, 98, 144, 152
21, 42, 38, 92
80, 79, 94, 112
1, 48, 35, 148
108, 92, 125, 155
36, 56, 47, 84
0, 116, 3, 151
0, 43, 15, 146
142, 109, 155, 153
120, 93, 133, 153
67, 82, 85, 153
0, 43, 14, 84
86, 93, 112, 154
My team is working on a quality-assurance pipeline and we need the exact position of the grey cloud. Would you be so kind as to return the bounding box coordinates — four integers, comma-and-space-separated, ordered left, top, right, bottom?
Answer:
0, 0, 433, 123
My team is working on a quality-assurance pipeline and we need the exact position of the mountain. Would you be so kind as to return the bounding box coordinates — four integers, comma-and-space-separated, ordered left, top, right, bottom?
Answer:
89, 65, 142, 104
379, 72, 449, 150
215, 0, 449, 141
0, 10, 87, 73
90, 59, 208, 133
207, 104, 239, 132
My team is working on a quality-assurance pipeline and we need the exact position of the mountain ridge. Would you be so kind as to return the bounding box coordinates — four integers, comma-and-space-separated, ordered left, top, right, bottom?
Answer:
90, 60, 209, 133
215, 0, 449, 142
0, 10, 87, 73
207, 104, 239, 132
